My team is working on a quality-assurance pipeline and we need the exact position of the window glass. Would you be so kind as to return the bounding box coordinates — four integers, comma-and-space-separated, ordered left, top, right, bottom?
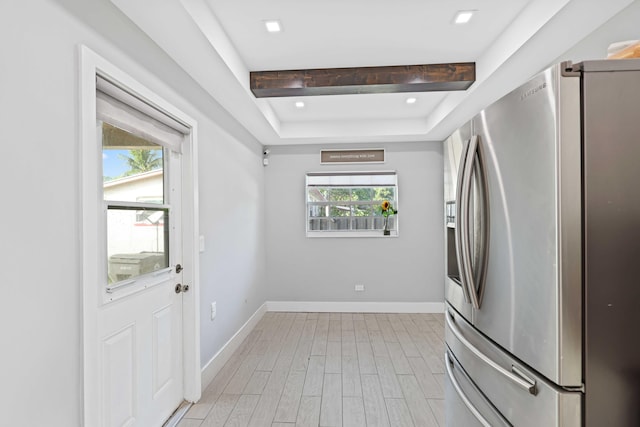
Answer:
352, 188, 373, 201
308, 188, 328, 202
329, 188, 351, 202
353, 204, 372, 217
373, 187, 395, 201
102, 122, 164, 204
106, 207, 168, 284
305, 172, 398, 236
101, 122, 169, 285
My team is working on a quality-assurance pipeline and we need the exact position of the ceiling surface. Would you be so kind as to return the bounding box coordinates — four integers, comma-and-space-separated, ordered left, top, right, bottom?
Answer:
111, 0, 634, 145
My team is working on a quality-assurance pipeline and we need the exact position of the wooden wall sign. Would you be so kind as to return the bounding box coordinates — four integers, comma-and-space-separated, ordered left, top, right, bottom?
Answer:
320, 149, 385, 164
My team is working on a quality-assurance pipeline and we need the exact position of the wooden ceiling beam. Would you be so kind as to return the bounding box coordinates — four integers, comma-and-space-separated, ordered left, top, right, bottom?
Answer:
250, 62, 475, 97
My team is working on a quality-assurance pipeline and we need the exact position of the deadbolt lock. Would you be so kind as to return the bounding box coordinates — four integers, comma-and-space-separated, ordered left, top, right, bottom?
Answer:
175, 264, 183, 274
175, 283, 190, 294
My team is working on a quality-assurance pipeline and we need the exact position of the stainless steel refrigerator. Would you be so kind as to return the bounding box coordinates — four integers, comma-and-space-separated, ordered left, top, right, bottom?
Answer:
443, 59, 640, 426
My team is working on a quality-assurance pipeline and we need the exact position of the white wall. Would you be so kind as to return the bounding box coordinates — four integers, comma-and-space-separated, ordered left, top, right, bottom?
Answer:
197, 122, 267, 366
264, 142, 444, 304
555, 0, 640, 63
0, 0, 266, 425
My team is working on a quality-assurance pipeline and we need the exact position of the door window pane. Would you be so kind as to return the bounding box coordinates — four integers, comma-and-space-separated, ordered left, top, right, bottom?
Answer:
102, 122, 164, 204
107, 207, 168, 284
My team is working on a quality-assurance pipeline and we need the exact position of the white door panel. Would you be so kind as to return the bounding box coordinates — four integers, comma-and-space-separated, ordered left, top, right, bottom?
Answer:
102, 324, 136, 427
99, 279, 182, 427
152, 304, 175, 397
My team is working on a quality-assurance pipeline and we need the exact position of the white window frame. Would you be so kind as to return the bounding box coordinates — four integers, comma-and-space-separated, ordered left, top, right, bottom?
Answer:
306, 171, 399, 238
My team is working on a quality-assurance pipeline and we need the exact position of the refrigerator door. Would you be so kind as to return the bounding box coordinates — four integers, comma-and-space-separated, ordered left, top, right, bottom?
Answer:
445, 305, 582, 427
470, 64, 583, 386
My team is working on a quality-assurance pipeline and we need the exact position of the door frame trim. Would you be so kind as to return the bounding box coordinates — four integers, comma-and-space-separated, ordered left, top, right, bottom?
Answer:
79, 45, 201, 425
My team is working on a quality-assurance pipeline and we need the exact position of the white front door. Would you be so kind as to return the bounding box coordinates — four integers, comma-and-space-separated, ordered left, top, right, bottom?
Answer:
81, 48, 201, 427
96, 97, 185, 426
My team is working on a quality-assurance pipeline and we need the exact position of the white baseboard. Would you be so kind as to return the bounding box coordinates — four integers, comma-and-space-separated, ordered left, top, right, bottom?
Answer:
200, 302, 267, 392
266, 301, 444, 313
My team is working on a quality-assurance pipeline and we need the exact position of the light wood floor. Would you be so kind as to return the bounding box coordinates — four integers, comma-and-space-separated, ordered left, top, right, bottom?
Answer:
179, 312, 445, 427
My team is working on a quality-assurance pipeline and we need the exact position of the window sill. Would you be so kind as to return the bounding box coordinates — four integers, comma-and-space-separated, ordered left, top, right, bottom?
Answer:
306, 230, 399, 238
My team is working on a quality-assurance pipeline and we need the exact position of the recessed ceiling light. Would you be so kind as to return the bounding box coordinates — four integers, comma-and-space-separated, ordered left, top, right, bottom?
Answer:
406, 97, 417, 105
454, 10, 475, 24
295, 101, 305, 108
264, 20, 282, 33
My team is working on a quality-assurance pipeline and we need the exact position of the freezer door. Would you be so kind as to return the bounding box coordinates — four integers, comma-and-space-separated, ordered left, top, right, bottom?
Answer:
445, 350, 511, 427
445, 305, 582, 427
470, 64, 583, 386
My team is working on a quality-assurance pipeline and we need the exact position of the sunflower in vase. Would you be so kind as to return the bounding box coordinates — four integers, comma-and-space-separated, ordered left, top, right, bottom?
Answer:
380, 200, 398, 235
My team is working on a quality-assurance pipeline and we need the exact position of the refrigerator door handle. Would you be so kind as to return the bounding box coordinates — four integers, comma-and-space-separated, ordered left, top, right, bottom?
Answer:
447, 310, 538, 395
445, 351, 494, 427
460, 135, 488, 309
455, 137, 472, 303
472, 135, 490, 307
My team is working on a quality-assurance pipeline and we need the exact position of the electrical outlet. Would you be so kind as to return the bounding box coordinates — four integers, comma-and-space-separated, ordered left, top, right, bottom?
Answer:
355, 284, 365, 292
211, 302, 217, 320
